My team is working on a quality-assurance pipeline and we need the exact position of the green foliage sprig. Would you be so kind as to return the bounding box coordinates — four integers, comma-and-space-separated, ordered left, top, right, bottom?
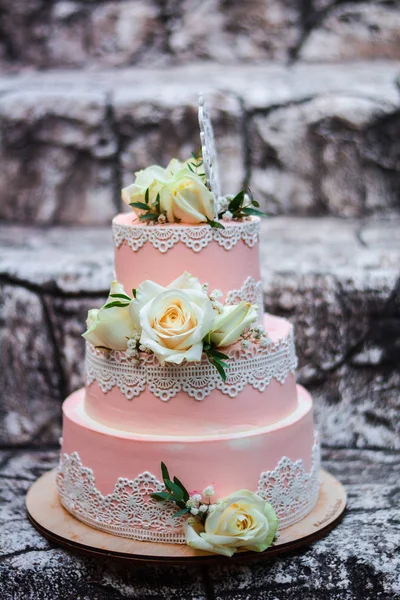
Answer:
130, 188, 165, 223
103, 289, 136, 309
151, 462, 191, 518
187, 150, 207, 184
219, 189, 265, 220
203, 336, 229, 381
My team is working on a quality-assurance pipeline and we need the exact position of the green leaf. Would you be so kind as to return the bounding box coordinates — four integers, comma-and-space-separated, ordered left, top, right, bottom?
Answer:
151, 491, 175, 502
154, 192, 161, 213
208, 348, 229, 360
132, 288, 137, 298
139, 213, 158, 221
210, 358, 227, 381
210, 357, 229, 370
161, 462, 170, 482
173, 507, 190, 518
103, 301, 130, 309
164, 479, 184, 500
145, 188, 150, 205
109, 293, 131, 301
251, 199, 260, 208
187, 163, 196, 175
130, 202, 151, 211
229, 190, 245, 212
241, 207, 265, 217
206, 218, 225, 230
173, 476, 190, 502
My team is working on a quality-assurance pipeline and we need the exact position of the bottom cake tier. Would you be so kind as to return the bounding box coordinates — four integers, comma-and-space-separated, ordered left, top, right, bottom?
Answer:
57, 387, 320, 543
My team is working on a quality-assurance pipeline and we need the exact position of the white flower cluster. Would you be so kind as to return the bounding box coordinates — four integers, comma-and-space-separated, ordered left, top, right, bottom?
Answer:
209, 289, 224, 314
186, 485, 215, 516
241, 324, 272, 350
126, 331, 141, 360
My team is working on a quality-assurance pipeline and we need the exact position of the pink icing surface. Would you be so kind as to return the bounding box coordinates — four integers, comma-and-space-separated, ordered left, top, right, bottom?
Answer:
113, 213, 261, 299
61, 385, 315, 498
84, 314, 297, 434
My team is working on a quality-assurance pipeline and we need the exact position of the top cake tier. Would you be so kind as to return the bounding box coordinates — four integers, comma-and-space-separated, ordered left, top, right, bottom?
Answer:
112, 213, 263, 317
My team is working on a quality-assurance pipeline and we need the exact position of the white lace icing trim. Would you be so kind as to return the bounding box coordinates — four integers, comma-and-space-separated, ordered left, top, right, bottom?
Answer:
257, 434, 321, 529
112, 218, 260, 254
86, 326, 297, 402
225, 276, 263, 322
56, 437, 320, 544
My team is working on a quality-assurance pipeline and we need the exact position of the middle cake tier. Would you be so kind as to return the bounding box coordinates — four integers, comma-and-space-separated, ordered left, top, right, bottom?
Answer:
85, 313, 298, 435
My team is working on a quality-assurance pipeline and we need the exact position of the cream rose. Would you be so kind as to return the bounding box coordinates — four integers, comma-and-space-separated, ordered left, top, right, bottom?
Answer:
209, 302, 258, 347
82, 281, 136, 351
185, 490, 278, 557
129, 272, 215, 364
121, 165, 167, 216
160, 170, 215, 224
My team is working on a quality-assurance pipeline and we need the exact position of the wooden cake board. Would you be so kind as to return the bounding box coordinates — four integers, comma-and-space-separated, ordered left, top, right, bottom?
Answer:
26, 468, 346, 565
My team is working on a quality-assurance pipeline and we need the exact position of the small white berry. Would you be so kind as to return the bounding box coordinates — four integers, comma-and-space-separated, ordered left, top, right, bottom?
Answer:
203, 485, 215, 497
199, 504, 208, 513
190, 507, 199, 516
158, 214, 167, 224
241, 339, 250, 349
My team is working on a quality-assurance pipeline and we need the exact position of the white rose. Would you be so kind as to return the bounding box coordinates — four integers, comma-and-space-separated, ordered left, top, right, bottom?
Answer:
82, 281, 136, 351
209, 302, 258, 347
121, 165, 167, 216
160, 170, 215, 224
129, 272, 215, 364
185, 490, 278, 557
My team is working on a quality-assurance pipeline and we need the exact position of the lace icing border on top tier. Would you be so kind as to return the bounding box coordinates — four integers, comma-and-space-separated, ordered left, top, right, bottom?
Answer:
86, 326, 297, 401
112, 218, 260, 254
56, 436, 320, 544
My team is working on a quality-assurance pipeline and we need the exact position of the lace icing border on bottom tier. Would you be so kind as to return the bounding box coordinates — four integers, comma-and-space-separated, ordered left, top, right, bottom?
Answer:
56, 436, 320, 544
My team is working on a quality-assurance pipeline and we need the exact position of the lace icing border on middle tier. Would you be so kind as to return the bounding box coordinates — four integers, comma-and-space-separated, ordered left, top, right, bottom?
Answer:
86, 326, 297, 401
56, 435, 320, 544
112, 218, 260, 254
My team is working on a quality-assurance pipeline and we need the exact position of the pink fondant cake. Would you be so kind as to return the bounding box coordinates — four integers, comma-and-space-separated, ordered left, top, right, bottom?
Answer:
57, 99, 320, 556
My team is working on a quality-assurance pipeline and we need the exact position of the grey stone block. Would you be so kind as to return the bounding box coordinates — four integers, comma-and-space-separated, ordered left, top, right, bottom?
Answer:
250, 95, 400, 216
260, 217, 400, 449
0, 89, 118, 225
0, 448, 398, 599
300, 2, 400, 62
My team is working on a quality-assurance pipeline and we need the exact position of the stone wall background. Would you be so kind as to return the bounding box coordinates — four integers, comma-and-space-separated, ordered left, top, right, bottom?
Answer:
0, 0, 399, 451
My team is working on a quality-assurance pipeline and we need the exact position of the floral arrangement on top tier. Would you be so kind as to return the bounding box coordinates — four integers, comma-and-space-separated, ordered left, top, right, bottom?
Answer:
121, 152, 265, 229
82, 272, 271, 380
151, 462, 279, 557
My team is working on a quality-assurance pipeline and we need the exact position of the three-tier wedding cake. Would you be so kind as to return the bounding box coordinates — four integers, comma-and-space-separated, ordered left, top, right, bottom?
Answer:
56, 98, 320, 557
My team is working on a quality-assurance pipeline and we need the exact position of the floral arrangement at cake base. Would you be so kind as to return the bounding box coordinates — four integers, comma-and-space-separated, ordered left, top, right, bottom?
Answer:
150, 463, 279, 557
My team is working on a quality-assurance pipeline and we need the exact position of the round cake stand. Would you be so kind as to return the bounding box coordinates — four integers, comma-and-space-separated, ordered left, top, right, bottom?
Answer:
26, 468, 346, 565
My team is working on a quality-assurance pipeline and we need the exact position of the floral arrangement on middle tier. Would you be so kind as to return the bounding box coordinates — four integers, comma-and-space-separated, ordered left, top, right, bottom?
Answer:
83, 272, 270, 380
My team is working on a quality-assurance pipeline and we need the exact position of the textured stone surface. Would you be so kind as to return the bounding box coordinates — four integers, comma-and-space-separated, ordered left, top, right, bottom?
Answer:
301, 2, 400, 62
0, 89, 118, 224
0, 217, 399, 449
1, 0, 400, 70
0, 448, 399, 599
250, 95, 400, 216
260, 217, 400, 449
0, 62, 399, 223
168, 0, 301, 63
